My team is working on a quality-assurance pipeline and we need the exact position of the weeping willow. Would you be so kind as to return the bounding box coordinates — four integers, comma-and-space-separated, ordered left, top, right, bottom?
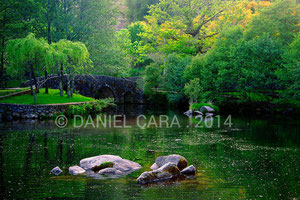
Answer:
6, 34, 91, 102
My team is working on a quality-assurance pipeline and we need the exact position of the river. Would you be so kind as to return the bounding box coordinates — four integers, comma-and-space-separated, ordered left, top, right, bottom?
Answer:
0, 107, 299, 199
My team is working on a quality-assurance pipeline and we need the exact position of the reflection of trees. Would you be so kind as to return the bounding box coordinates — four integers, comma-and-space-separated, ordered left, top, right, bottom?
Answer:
56, 134, 63, 164
43, 133, 49, 166
1, 116, 300, 199
66, 130, 76, 166
0, 133, 4, 199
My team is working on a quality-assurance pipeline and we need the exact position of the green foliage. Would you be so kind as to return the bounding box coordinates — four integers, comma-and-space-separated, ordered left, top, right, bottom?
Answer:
245, 0, 299, 45
6, 34, 52, 77
51, 39, 91, 74
126, 0, 159, 22
184, 78, 203, 103
280, 32, 300, 100
66, 98, 115, 116
184, 24, 286, 103
142, 62, 169, 103
163, 54, 191, 104
143, 62, 162, 96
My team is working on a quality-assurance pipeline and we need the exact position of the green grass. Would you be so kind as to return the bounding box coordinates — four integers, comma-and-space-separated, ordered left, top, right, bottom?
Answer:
0, 88, 29, 97
0, 88, 95, 105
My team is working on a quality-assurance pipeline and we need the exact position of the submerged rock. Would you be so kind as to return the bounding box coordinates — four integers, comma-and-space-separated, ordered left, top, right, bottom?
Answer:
51, 166, 62, 175
69, 165, 86, 175
79, 155, 141, 175
181, 165, 196, 175
137, 162, 181, 184
155, 154, 188, 170
98, 168, 122, 175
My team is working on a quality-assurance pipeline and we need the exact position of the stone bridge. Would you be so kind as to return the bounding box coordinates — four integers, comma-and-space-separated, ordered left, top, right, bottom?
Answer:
21, 75, 144, 104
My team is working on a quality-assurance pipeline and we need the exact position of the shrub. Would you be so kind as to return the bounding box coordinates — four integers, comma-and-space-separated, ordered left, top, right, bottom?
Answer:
66, 98, 115, 116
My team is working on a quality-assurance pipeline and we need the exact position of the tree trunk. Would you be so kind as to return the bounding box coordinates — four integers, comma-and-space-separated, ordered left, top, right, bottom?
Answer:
30, 83, 33, 95
45, 70, 48, 94
30, 62, 39, 96
34, 89, 37, 103
70, 75, 74, 97
59, 64, 64, 96
66, 67, 71, 97
33, 70, 38, 94
67, 74, 71, 98
29, 62, 35, 100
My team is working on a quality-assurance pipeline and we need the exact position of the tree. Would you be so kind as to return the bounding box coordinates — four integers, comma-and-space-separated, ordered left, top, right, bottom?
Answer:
184, 78, 203, 103
202, 0, 272, 49
280, 33, 300, 100
163, 54, 191, 104
126, 0, 159, 22
143, 62, 162, 98
51, 39, 91, 97
6, 34, 53, 102
245, 0, 299, 45
0, 0, 41, 88
144, 0, 232, 53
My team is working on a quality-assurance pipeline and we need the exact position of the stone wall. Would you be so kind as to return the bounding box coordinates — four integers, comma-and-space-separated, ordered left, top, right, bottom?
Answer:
0, 102, 88, 121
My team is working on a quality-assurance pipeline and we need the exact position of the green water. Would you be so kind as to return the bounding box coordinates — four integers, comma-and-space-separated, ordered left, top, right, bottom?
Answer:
0, 110, 299, 199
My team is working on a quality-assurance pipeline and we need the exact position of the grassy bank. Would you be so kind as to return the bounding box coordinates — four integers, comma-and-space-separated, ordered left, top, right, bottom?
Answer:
0, 88, 29, 97
0, 88, 95, 105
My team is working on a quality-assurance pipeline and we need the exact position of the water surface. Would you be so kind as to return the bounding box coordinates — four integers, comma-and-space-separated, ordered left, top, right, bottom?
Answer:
0, 109, 299, 199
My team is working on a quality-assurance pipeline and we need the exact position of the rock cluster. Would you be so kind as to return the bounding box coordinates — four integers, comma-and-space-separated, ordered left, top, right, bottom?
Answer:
184, 106, 215, 117
51, 155, 142, 178
50, 154, 195, 185
137, 154, 196, 184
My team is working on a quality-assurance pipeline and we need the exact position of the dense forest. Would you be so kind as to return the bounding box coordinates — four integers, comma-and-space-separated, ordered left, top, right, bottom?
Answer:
1, 0, 299, 109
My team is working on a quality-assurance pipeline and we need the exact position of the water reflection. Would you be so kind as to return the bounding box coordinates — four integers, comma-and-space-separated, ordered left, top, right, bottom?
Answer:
0, 110, 299, 199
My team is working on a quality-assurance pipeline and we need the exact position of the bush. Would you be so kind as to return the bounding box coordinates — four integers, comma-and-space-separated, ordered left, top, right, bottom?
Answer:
66, 98, 115, 116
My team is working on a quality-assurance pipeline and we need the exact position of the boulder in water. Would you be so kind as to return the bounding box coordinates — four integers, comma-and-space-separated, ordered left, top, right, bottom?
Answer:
69, 165, 86, 175
181, 165, 196, 175
184, 110, 193, 117
137, 162, 181, 184
155, 154, 188, 170
51, 166, 62, 175
79, 155, 141, 176
200, 106, 215, 113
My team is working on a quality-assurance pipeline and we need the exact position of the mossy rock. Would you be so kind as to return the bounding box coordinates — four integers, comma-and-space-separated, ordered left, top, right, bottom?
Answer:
91, 162, 114, 172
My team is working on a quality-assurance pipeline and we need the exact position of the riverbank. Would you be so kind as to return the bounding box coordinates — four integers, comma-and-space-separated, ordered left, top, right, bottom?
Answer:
0, 88, 116, 120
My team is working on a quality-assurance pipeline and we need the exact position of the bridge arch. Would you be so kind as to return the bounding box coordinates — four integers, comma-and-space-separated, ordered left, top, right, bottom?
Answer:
94, 85, 116, 100
123, 91, 136, 104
